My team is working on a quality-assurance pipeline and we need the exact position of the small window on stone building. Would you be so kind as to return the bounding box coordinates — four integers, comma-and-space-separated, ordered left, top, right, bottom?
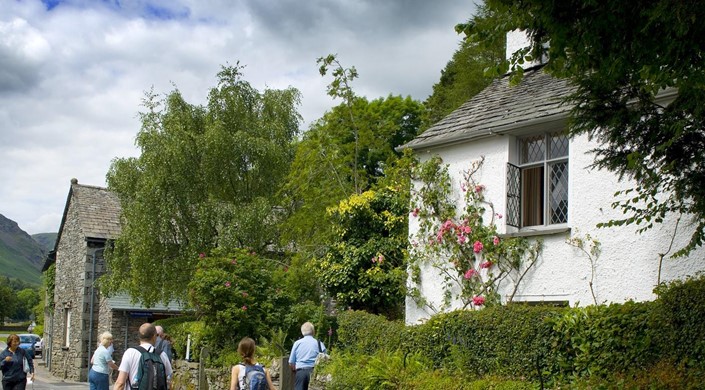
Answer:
64, 308, 71, 348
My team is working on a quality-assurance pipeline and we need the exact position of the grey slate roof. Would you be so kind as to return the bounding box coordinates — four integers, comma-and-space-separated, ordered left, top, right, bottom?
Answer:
70, 180, 122, 240
105, 293, 186, 313
402, 67, 575, 151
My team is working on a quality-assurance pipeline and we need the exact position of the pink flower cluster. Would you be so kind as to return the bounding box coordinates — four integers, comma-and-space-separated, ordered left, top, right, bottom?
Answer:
371, 254, 385, 264
493, 236, 500, 246
436, 219, 473, 245
480, 261, 493, 269
475, 184, 486, 194
473, 240, 484, 253
411, 208, 420, 217
472, 296, 485, 306
464, 268, 477, 279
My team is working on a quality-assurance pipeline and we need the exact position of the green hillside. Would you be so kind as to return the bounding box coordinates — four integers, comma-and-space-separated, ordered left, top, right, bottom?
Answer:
0, 214, 45, 286
32, 232, 58, 253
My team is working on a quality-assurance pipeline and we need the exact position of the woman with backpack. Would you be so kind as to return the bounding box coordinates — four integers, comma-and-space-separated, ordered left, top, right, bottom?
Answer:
229, 337, 276, 390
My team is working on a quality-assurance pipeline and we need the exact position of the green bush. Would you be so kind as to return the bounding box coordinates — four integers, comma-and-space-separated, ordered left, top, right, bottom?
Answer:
154, 317, 204, 362
336, 310, 406, 354
653, 273, 705, 368
188, 249, 293, 362
405, 305, 560, 380
548, 301, 657, 380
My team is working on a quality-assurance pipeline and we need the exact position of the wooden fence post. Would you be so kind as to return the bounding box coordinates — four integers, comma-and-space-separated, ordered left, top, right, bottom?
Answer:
279, 355, 293, 390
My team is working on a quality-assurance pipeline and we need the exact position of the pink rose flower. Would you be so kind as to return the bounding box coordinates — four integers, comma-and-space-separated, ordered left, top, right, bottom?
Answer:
472, 296, 486, 306
224, 281, 231, 287
480, 261, 493, 269
464, 269, 477, 279
458, 235, 467, 244
242, 305, 248, 311
412, 208, 420, 217
493, 236, 500, 245
198, 253, 205, 258
473, 241, 484, 253
475, 184, 485, 194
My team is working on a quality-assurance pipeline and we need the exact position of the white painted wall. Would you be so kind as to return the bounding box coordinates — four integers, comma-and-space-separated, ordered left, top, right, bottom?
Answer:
406, 133, 705, 324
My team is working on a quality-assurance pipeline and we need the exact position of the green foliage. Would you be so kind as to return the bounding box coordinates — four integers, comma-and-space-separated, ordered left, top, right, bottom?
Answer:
13, 288, 39, 321
406, 306, 558, 380
103, 64, 301, 306
187, 249, 292, 362
153, 318, 204, 362
335, 310, 406, 354
0, 283, 15, 323
463, 0, 705, 256
409, 157, 541, 312
320, 349, 537, 390
652, 273, 705, 368
280, 95, 424, 253
547, 302, 657, 381
315, 187, 409, 318
44, 263, 55, 308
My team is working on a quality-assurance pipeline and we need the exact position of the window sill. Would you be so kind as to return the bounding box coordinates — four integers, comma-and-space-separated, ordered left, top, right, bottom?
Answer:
502, 225, 571, 238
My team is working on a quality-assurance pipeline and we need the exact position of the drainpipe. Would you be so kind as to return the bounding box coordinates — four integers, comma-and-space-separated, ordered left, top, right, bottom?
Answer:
87, 247, 104, 370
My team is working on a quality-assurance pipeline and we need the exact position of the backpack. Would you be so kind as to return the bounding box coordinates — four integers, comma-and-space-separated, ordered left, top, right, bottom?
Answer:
240, 363, 267, 390
131, 346, 168, 390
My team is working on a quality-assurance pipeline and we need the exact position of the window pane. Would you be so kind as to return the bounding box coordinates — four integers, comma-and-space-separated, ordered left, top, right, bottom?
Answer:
549, 161, 568, 224
520, 135, 546, 164
522, 166, 544, 226
549, 132, 569, 159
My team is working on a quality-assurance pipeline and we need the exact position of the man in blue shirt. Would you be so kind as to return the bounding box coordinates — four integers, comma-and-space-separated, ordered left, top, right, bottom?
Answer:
288, 322, 326, 390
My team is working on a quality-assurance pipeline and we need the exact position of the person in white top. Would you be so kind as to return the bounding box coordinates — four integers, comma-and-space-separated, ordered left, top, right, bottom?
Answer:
113, 323, 173, 390
89, 332, 118, 390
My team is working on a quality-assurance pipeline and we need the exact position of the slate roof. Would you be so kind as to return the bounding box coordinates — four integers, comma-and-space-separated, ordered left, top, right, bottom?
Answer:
105, 293, 186, 313
402, 66, 576, 151
69, 180, 122, 240
49, 179, 121, 259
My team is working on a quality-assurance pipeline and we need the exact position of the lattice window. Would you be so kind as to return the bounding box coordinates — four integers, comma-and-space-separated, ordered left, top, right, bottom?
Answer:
506, 163, 521, 227
510, 132, 569, 228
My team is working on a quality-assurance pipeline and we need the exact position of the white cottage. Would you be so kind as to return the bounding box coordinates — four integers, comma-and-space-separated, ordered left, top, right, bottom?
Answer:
401, 45, 705, 324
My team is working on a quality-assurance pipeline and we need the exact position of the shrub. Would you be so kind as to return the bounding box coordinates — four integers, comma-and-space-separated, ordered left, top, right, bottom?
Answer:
188, 249, 292, 362
653, 273, 705, 368
405, 305, 559, 380
548, 301, 657, 380
335, 310, 406, 354
153, 318, 204, 362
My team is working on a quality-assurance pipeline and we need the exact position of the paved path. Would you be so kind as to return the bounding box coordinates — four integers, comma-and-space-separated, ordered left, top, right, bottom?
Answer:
7, 358, 89, 390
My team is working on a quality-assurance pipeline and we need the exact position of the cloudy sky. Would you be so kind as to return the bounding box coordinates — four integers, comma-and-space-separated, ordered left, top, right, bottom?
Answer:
0, 0, 475, 235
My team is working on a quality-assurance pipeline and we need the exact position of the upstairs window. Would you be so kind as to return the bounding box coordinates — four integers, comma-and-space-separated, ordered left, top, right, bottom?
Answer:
507, 132, 569, 228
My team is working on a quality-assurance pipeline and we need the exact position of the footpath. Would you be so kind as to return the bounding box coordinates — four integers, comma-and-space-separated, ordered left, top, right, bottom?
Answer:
26, 357, 89, 390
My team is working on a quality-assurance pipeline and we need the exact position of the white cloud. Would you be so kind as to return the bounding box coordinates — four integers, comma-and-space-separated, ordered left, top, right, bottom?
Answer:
0, 0, 475, 234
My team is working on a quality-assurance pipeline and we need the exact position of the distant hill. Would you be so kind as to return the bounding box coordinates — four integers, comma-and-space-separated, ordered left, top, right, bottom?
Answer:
32, 232, 58, 254
0, 214, 46, 286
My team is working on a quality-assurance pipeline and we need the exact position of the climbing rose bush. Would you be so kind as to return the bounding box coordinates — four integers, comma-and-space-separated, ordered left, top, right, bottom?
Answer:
408, 156, 541, 312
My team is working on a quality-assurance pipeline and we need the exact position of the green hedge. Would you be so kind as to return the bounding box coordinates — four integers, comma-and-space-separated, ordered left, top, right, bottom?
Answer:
336, 309, 406, 354
334, 274, 705, 384
547, 301, 657, 380
653, 274, 705, 368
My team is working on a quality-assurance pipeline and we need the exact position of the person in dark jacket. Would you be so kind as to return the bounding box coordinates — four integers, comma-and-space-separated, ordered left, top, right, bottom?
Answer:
0, 334, 34, 390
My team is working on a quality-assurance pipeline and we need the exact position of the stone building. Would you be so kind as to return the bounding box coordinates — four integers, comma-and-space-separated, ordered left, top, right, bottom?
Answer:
42, 179, 183, 381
